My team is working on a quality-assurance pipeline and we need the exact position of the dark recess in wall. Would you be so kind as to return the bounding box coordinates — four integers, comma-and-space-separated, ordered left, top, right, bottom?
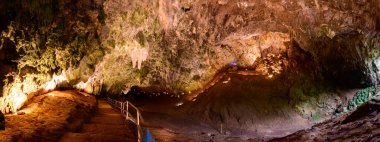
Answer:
0, 38, 19, 97
376, 17, 380, 31
0, 1, 16, 31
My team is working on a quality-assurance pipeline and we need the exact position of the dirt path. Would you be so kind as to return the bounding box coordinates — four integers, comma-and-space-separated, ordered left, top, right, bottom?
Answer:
60, 99, 137, 142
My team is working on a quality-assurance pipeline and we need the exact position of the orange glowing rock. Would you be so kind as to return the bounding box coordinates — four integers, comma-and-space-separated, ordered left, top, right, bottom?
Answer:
42, 71, 68, 91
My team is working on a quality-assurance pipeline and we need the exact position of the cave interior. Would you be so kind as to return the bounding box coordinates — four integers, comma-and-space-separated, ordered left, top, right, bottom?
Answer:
0, 0, 380, 141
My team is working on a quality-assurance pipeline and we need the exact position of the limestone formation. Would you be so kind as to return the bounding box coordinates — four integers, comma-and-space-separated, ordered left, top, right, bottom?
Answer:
130, 47, 149, 69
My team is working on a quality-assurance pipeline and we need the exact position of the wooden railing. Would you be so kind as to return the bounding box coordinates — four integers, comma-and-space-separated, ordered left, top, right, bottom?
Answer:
107, 97, 143, 142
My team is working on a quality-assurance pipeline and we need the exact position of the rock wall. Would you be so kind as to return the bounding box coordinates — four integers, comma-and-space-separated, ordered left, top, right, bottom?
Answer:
270, 98, 380, 141
0, 0, 103, 112
0, 0, 379, 110
86, 0, 380, 95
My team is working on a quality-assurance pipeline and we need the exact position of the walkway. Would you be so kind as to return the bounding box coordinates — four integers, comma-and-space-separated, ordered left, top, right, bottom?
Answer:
60, 99, 137, 142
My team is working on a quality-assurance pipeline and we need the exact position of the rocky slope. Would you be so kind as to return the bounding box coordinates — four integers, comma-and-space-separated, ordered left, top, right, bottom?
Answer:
0, 90, 96, 141
270, 98, 380, 141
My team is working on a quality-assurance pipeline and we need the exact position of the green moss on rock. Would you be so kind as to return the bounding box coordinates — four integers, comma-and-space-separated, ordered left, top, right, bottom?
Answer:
336, 86, 378, 115
130, 7, 149, 26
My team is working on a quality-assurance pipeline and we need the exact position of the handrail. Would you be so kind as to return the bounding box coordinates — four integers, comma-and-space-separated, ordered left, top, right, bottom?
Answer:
106, 97, 143, 142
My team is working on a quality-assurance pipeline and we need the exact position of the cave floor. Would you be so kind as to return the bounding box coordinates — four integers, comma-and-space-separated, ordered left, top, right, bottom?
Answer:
60, 99, 136, 142
134, 74, 313, 141
270, 99, 380, 141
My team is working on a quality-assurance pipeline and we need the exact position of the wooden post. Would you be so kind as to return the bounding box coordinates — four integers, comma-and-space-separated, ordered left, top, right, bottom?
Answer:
137, 126, 141, 142
220, 123, 223, 134
137, 111, 141, 142
137, 111, 140, 125
121, 103, 124, 115
126, 101, 129, 120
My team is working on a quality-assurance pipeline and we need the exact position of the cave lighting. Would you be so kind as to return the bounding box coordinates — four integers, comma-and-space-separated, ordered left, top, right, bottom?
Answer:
8, 88, 27, 113
42, 70, 68, 91
222, 77, 231, 83
0, 71, 68, 113
0, 79, 28, 113
74, 76, 96, 93
175, 101, 184, 107
74, 81, 88, 91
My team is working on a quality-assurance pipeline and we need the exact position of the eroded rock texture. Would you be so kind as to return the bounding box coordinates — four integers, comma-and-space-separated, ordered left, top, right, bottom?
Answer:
0, 0, 379, 115
270, 99, 380, 141
0, 91, 96, 141
80, 0, 379, 96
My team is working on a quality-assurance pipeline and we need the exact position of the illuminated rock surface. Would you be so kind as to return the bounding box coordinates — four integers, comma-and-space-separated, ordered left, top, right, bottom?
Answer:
0, 0, 379, 95
0, 91, 96, 141
270, 98, 380, 141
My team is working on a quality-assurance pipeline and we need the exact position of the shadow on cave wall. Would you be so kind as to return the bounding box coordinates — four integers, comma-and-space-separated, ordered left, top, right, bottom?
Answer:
0, 38, 19, 97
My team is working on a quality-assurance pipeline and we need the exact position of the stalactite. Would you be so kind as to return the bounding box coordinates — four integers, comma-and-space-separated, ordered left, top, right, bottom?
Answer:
130, 47, 149, 69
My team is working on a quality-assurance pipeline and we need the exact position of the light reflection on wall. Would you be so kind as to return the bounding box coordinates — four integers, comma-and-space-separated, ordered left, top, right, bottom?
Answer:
74, 76, 102, 95
0, 71, 69, 114
0, 77, 28, 113
42, 71, 68, 91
